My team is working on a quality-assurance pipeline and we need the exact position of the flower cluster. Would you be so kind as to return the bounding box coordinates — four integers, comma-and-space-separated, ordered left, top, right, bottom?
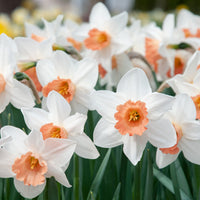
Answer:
1, 2, 200, 198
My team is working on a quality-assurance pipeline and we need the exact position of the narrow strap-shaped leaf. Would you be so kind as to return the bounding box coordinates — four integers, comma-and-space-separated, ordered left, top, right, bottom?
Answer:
175, 160, 192, 199
170, 162, 181, 200
112, 183, 121, 200
87, 148, 111, 200
144, 150, 153, 200
153, 167, 192, 200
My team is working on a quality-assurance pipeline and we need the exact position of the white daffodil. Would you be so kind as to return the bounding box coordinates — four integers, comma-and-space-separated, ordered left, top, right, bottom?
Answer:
25, 15, 66, 46
36, 50, 98, 114
22, 91, 99, 159
0, 34, 35, 113
92, 68, 176, 165
79, 2, 131, 72
167, 51, 200, 119
156, 94, 200, 168
0, 126, 76, 198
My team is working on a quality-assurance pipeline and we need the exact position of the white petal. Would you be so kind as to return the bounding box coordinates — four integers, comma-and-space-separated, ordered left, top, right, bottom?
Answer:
94, 118, 123, 148
47, 91, 71, 122
180, 138, 200, 165
1, 126, 27, 140
9, 79, 35, 109
162, 14, 175, 37
91, 90, 125, 123
0, 149, 15, 177
69, 133, 99, 159
0, 34, 17, 74
36, 59, 57, 86
193, 72, 200, 88
123, 134, 147, 165
117, 68, 152, 101
143, 92, 174, 120
14, 178, 46, 199
183, 51, 200, 81
21, 107, 50, 130
106, 12, 128, 35
146, 119, 177, 148
89, 2, 111, 25
174, 80, 200, 96
42, 138, 76, 167
73, 58, 98, 89
70, 98, 88, 115
156, 149, 179, 168
50, 51, 76, 78
170, 94, 196, 122
63, 113, 87, 136
25, 130, 44, 153
46, 163, 71, 187
0, 90, 10, 113
74, 87, 94, 110
182, 121, 200, 140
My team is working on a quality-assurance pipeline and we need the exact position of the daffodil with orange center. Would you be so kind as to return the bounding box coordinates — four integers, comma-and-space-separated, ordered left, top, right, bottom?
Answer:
92, 68, 176, 165
22, 91, 99, 159
167, 51, 200, 95
0, 34, 35, 113
14, 37, 53, 92
156, 94, 200, 168
36, 50, 98, 114
79, 2, 131, 72
0, 126, 76, 199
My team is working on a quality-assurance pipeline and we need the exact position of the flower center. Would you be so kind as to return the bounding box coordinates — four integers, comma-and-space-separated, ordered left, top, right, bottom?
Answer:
40, 123, 68, 140
191, 95, 200, 119
67, 37, 82, 51
84, 28, 111, 50
12, 152, 47, 186
129, 110, 140, 121
160, 123, 183, 154
0, 74, 6, 93
114, 100, 149, 136
42, 78, 75, 103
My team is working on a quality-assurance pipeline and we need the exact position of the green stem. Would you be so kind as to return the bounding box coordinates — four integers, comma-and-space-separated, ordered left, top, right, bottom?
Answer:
133, 161, 141, 200
73, 154, 80, 200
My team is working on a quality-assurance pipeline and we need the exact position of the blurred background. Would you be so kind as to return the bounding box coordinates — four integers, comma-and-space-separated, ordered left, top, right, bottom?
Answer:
0, 0, 199, 37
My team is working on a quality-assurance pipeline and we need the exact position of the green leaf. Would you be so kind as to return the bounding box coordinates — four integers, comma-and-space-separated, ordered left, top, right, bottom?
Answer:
153, 167, 192, 200
170, 162, 181, 200
112, 183, 121, 200
87, 148, 111, 200
144, 150, 153, 200
174, 160, 193, 199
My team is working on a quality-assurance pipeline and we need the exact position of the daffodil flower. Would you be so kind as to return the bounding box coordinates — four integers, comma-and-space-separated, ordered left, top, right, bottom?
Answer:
156, 94, 200, 168
0, 34, 35, 113
36, 50, 98, 114
22, 91, 99, 159
92, 68, 176, 165
0, 126, 76, 198
79, 2, 131, 72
